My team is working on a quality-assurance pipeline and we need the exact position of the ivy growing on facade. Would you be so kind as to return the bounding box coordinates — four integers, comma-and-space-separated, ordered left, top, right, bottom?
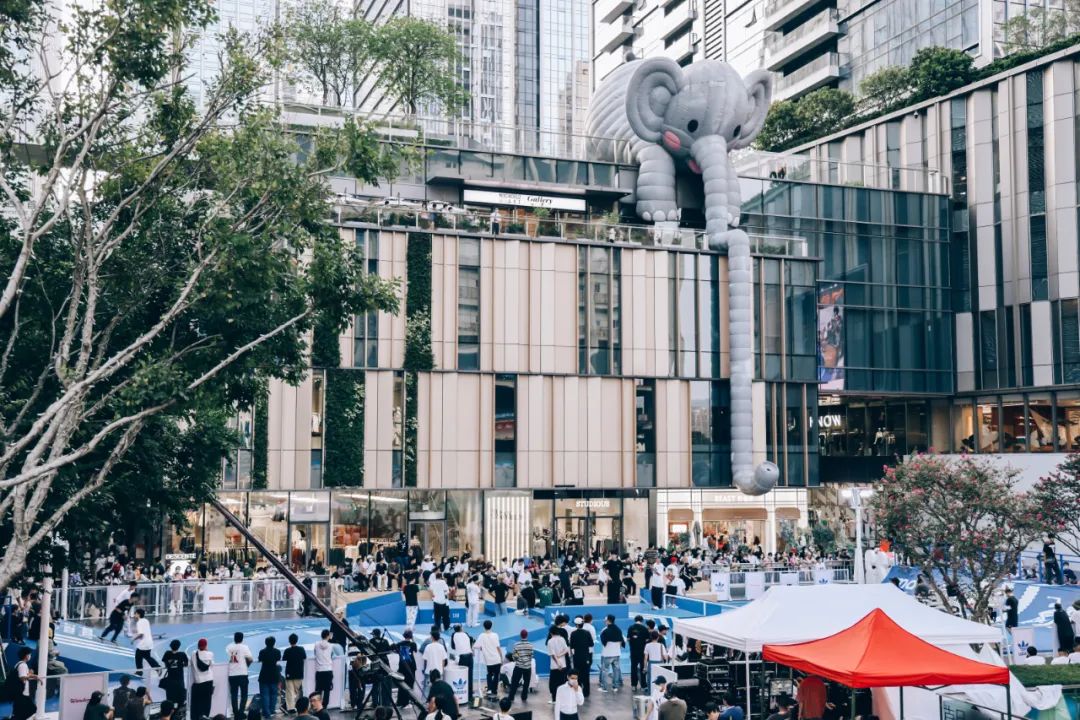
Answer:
323, 368, 366, 486
404, 231, 435, 487
252, 387, 269, 489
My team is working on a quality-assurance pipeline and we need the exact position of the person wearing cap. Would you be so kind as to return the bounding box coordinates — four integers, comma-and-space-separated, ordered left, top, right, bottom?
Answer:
569, 617, 593, 698
508, 629, 534, 704
191, 638, 215, 720
647, 677, 668, 720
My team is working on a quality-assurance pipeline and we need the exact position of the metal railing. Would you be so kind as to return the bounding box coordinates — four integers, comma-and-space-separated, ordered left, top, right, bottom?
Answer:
337, 201, 810, 256
764, 8, 838, 54
733, 148, 946, 194
776, 52, 841, 93
51, 577, 334, 621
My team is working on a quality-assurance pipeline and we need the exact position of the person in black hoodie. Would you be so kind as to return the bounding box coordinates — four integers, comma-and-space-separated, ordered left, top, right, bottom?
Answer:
161, 640, 189, 719
626, 615, 649, 692
569, 618, 593, 699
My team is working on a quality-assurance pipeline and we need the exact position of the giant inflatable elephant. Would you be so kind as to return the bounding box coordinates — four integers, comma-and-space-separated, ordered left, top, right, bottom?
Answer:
586, 58, 779, 496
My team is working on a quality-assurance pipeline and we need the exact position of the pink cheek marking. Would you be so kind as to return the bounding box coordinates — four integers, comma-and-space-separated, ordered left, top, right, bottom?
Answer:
688, 159, 702, 174
662, 131, 680, 151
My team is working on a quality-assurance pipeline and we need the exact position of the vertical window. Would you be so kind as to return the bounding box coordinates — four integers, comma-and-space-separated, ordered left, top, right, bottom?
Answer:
827, 141, 841, 184
311, 373, 324, 487
979, 310, 998, 390
1028, 70, 1048, 300
578, 246, 622, 375
950, 97, 973, 313
494, 374, 516, 487
392, 371, 404, 488
354, 230, 380, 368
1061, 299, 1080, 383
697, 256, 720, 378
690, 381, 730, 487
678, 253, 698, 376
458, 238, 481, 370
635, 379, 656, 487
885, 121, 901, 189
1020, 303, 1033, 386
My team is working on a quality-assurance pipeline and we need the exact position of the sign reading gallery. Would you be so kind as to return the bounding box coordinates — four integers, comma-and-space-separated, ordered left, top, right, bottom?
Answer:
463, 188, 587, 212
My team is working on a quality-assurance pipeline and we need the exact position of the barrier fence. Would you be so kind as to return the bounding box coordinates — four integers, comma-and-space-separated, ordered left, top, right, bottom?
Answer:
49, 577, 335, 621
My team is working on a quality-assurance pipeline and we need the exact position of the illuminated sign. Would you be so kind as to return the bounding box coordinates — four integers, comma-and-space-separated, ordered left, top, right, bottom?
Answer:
574, 499, 611, 509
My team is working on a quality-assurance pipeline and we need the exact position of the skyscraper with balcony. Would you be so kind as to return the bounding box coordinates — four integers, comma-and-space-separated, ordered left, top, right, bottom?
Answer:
719, 0, 1007, 102
592, 0, 709, 84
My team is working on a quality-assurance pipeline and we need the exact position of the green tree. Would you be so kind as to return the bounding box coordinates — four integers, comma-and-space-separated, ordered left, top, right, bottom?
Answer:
754, 100, 802, 151
859, 65, 911, 113
871, 453, 1051, 623
1001, 3, 1080, 54
373, 17, 466, 116
909, 47, 975, 101
0, 0, 402, 591
286, 0, 377, 107
795, 88, 857, 139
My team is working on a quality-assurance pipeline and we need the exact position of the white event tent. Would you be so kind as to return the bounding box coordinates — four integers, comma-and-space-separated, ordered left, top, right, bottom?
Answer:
672, 584, 1061, 719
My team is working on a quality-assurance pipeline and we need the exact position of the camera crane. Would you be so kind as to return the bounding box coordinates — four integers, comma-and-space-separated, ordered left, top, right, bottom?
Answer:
208, 498, 427, 715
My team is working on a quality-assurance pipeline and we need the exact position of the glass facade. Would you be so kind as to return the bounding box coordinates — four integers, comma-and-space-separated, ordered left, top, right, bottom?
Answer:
354, 229, 380, 368
741, 179, 952, 394
458, 238, 481, 370
221, 410, 254, 490
168, 489, 655, 569
578, 245, 621, 375
668, 254, 721, 378
763, 383, 819, 487
690, 381, 731, 487
839, 0, 980, 92
635, 379, 657, 488
1027, 69, 1048, 301
949, 391, 1080, 454
494, 374, 516, 487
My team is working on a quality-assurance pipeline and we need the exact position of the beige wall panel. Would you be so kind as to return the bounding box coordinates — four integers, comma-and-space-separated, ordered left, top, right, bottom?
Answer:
528, 243, 543, 371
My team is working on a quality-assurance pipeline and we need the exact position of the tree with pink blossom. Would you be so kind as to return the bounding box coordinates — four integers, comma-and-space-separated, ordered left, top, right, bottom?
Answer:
1032, 454, 1080, 557
871, 453, 1053, 623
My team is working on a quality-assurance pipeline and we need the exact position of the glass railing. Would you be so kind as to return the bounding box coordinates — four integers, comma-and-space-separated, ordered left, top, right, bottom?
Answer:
764, 0, 819, 21
336, 202, 810, 256
764, 8, 838, 53
776, 52, 841, 92
733, 149, 947, 194
284, 103, 636, 164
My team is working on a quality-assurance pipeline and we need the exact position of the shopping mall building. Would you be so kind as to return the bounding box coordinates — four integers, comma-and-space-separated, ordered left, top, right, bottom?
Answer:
154, 48, 1080, 573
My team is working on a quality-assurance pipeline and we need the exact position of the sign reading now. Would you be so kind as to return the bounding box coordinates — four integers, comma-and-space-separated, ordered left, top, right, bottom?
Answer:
464, 188, 586, 212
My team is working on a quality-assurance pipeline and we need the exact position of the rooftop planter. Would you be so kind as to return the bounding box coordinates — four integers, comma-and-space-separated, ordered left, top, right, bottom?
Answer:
1010, 664, 1080, 688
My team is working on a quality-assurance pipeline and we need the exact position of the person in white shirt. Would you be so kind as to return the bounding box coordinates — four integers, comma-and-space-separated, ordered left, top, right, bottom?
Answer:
225, 631, 254, 718
1050, 651, 1070, 665
646, 677, 667, 720
430, 572, 451, 631
1019, 646, 1046, 665
649, 566, 666, 609
451, 624, 475, 703
190, 639, 215, 720
422, 629, 449, 691
670, 574, 686, 596
131, 609, 161, 676
552, 671, 584, 720
644, 632, 667, 685
546, 628, 571, 703
582, 614, 597, 645
314, 629, 335, 706
475, 620, 504, 698
466, 575, 482, 628
1070, 640, 1080, 663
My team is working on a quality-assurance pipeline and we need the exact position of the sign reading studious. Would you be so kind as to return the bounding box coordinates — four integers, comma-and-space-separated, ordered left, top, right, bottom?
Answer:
463, 188, 586, 212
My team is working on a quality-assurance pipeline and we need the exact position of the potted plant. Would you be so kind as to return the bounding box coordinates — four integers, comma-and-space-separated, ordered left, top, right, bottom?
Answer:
506, 221, 526, 235
434, 213, 453, 229
534, 207, 559, 237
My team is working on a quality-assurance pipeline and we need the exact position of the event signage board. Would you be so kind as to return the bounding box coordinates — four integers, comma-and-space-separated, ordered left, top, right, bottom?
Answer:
779, 572, 799, 586
744, 572, 766, 599
710, 572, 730, 601
59, 672, 108, 720
202, 583, 229, 614
812, 567, 833, 585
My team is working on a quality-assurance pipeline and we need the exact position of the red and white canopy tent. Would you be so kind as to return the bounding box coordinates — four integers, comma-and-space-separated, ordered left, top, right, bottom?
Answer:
761, 609, 1011, 719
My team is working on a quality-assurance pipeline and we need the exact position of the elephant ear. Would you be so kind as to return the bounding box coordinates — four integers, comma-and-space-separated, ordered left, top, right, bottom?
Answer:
730, 69, 773, 150
626, 58, 685, 143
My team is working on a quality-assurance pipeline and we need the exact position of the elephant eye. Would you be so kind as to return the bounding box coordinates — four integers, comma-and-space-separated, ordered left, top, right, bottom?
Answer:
732, 124, 742, 139
687, 120, 699, 133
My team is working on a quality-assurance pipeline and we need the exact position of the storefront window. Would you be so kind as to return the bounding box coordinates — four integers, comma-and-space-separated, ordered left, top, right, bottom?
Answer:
203, 493, 247, 569
446, 491, 482, 557
530, 497, 553, 559
623, 495, 650, 556
954, 400, 975, 452
1000, 396, 1026, 453
906, 401, 929, 453
369, 491, 407, 550
1028, 393, 1054, 451
1057, 392, 1080, 451
484, 490, 531, 561
975, 398, 1002, 452
247, 492, 289, 560
330, 490, 368, 566
847, 402, 868, 456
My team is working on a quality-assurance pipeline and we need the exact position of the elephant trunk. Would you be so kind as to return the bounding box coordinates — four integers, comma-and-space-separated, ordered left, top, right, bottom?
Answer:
691, 136, 778, 496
